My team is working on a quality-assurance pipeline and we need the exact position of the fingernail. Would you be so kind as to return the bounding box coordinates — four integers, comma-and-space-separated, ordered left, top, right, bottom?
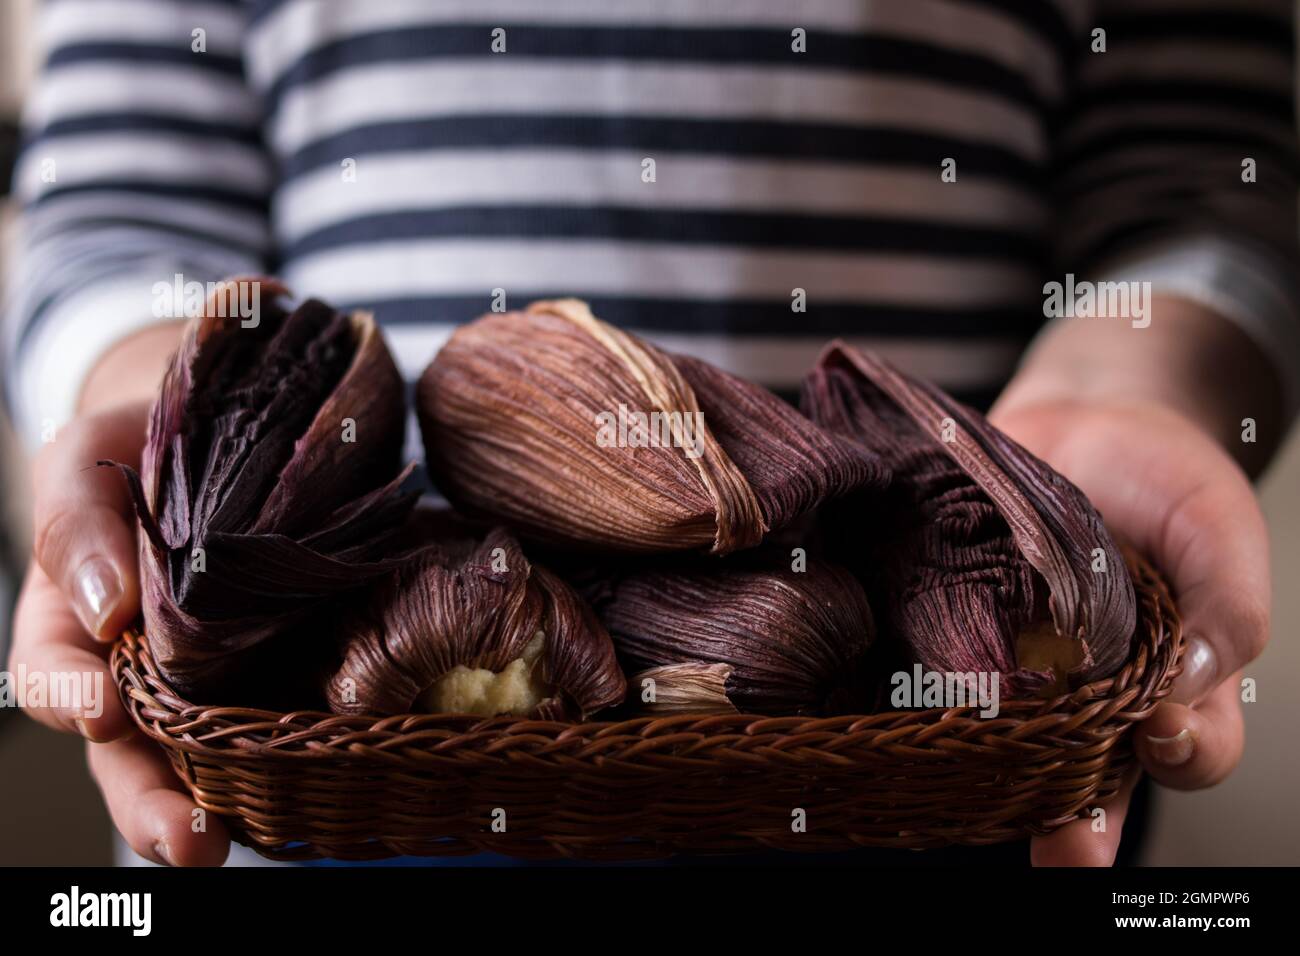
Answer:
74, 716, 115, 744
72, 557, 123, 640
1146, 728, 1195, 767
153, 839, 176, 867
1169, 633, 1218, 706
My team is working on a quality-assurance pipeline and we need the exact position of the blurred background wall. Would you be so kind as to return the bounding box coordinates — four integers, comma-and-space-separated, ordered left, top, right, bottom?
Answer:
0, 0, 1295, 865
1, 0, 115, 865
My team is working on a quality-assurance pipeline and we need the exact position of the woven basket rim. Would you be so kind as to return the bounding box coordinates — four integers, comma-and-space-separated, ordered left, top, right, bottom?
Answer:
111, 550, 1182, 764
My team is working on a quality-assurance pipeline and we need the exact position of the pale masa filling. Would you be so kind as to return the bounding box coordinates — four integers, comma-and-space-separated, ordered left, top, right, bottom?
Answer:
1016, 619, 1085, 693
417, 632, 551, 716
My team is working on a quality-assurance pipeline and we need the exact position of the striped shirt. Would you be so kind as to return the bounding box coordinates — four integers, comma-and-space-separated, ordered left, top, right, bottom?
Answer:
5, 0, 1300, 450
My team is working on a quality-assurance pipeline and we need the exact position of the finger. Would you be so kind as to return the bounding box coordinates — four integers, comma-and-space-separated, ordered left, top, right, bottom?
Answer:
32, 402, 150, 641
86, 735, 230, 867
1030, 769, 1140, 867
1137, 676, 1245, 789
1137, 457, 1269, 706
1049, 413, 1267, 706
9, 565, 134, 742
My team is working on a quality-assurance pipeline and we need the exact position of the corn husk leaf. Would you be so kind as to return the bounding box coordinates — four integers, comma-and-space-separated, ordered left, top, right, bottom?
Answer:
802, 343, 1136, 694
417, 299, 885, 555
111, 278, 416, 701
325, 527, 626, 719
589, 553, 875, 715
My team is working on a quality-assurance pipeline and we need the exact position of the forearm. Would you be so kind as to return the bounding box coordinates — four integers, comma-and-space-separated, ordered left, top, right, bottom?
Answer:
994, 296, 1285, 476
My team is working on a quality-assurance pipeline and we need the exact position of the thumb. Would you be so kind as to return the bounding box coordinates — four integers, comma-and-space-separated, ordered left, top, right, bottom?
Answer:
1030, 769, 1140, 867
32, 402, 150, 641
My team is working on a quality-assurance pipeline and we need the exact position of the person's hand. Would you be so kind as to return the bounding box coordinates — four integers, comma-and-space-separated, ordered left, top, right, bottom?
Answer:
8, 352, 231, 865
989, 396, 1268, 866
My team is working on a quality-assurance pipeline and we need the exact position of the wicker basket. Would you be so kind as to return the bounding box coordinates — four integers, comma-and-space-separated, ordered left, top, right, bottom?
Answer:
111, 552, 1180, 861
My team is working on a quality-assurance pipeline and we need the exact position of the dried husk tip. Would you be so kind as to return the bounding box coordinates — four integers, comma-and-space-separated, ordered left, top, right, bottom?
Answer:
627, 662, 737, 715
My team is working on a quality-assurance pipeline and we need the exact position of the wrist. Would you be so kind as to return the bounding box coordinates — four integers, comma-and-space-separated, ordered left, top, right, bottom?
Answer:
997, 295, 1283, 474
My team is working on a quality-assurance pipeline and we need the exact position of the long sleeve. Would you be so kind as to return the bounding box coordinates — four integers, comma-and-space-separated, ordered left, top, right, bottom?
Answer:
3, 0, 271, 446
1053, 0, 1300, 417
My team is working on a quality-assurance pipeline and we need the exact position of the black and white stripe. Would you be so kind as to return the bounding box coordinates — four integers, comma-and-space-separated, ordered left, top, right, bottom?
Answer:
4, 0, 1298, 446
